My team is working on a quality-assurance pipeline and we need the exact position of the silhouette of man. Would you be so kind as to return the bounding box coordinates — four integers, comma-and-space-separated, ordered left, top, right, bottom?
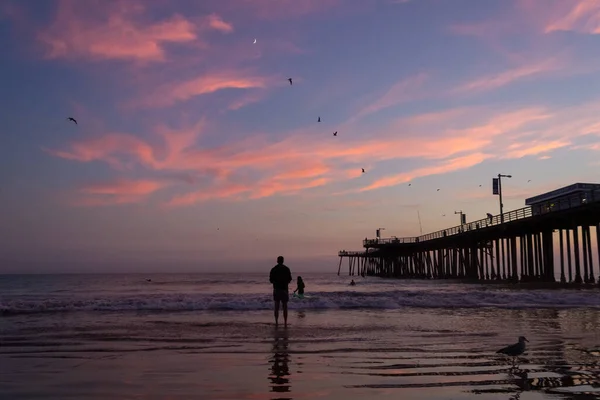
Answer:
270, 256, 292, 326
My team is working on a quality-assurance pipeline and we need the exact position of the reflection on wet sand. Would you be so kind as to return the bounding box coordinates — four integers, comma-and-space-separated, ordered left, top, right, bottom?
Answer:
269, 328, 291, 400
341, 309, 600, 399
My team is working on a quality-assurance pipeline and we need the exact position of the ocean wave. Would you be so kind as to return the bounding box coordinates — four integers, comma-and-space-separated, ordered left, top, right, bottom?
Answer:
2, 289, 600, 316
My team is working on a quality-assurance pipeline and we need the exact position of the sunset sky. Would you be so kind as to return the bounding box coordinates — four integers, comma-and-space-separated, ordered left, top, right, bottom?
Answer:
2, 0, 600, 273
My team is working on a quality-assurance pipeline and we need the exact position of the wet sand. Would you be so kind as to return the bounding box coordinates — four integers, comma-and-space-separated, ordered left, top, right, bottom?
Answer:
2, 308, 600, 399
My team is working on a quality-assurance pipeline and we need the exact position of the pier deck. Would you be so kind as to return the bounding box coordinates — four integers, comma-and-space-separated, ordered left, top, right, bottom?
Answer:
338, 187, 600, 285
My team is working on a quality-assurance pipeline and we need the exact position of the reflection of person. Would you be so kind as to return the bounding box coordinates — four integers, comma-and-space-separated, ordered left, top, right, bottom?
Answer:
268, 329, 290, 394
293, 276, 305, 297
269, 256, 292, 326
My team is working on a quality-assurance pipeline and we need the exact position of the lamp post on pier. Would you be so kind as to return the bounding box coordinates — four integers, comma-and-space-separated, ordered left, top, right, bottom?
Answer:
493, 174, 512, 223
454, 210, 466, 225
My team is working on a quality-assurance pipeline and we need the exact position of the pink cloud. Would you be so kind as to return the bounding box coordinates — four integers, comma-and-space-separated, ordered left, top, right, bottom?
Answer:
81, 179, 166, 196
351, 72, 429, 121
345, 169, 364, 179
452, 59, 563, 94
165, 174, 331, 206
46, 99, 600, 207
250, 177, 331, 199
357, 152, 490, 192
226, 91, 267, 111
134, 71, 272, 108
274, 164, 330, 180
43, 133, 158, 170
502, 139, 571, 159
45, 105, 551, 204
36, 0, 232, 62
206, 13, 233, 33
166, 183, 252, 207
73, 179, 169, 206
453, 1, 600, 38
544, 0, 600, 34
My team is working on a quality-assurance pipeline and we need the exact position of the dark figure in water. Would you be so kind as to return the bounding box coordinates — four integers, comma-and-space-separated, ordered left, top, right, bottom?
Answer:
350, 279, 356, 286
270, 256, 292, 327
293, 276, 305, 296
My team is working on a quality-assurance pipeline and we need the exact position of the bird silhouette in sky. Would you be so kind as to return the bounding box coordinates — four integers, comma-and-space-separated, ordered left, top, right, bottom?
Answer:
408, 183, 411, 186
288, 78, 293, 85
318, 117, 321, 122
333, 131, 337, 136
528, 180, 531, 183
479, 184, 482, 187
442, 214, 446, 217
361, 168, 365, 173
437, 189, 440, 191
67, 117, 77, 125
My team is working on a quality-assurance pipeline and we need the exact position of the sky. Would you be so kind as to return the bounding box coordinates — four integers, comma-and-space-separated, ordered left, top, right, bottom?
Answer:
1, 0, 600, 273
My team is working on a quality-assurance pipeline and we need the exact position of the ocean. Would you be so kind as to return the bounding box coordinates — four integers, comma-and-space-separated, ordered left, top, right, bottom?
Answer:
2, 272, 600, 399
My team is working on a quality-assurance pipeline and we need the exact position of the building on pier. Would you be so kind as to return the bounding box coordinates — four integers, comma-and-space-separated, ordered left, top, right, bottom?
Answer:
526, 183, 600, 216
338, 182, 600, 285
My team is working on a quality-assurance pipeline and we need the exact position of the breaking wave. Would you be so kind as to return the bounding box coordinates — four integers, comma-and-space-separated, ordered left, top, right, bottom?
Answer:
3, 289, 600, 316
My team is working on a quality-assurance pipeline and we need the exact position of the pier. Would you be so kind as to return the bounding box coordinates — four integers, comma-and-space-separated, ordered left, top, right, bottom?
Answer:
338, 183, 600, 285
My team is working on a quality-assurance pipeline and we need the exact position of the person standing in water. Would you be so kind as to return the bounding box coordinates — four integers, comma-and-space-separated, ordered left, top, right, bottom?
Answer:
293, 276, 305, 297
269, 256, 292, 327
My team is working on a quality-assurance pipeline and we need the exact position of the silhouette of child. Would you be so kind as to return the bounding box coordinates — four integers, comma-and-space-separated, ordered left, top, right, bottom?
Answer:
294, 276, 305, 296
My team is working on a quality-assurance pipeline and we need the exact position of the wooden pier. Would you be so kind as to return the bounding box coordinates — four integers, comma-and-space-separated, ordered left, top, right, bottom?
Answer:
338, 184, 600, 285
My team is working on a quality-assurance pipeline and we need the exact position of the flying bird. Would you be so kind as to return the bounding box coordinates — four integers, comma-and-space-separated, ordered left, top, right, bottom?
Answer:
318, 117, 321, 122
497, 336, 529, 366
253, 38, 257, 44
288, 78, 293, 85
442, 214, 446, 217
333, 131, 337, 136
361, 168, 365, 173
408, 183, 411, 186
528, 180, 531, 183
437, 189, 440, 191
67, 117, 77, 125
479, 184, 482, 187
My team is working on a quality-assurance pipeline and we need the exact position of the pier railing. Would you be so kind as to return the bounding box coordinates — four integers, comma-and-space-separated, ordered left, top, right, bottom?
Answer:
338, 250, 368, 256
362, 188, 600, 247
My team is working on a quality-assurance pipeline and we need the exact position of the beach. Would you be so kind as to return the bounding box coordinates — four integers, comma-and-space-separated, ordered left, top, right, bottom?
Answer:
2, 273, 600, 399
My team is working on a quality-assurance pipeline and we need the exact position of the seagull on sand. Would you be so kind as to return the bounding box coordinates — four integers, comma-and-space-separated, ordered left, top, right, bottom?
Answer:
67, 117, 77, 125
288, 78, 293, 85
497, 336, 529, 365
